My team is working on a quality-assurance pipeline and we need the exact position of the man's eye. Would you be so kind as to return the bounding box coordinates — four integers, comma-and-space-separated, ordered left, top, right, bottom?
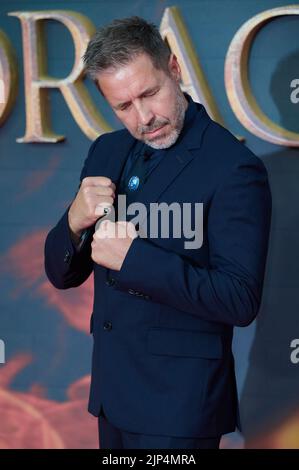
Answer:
120, 104, 130, 111
145, 90, 158, 97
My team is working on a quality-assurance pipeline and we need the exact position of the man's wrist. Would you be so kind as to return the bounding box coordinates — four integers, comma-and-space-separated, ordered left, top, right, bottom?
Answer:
67, 211, 84, 249
69, 229, 82, 247
68, 209, 83, 235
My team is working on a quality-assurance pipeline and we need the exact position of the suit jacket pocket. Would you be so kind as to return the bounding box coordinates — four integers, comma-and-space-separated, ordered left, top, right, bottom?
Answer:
147, 327, 222, 359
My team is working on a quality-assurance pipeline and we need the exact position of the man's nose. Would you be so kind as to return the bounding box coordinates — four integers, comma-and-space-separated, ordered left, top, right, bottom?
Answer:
135, 104, 154, 126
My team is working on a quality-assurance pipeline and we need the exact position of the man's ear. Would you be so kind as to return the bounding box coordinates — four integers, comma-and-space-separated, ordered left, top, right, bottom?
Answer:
168, 53, 181, 83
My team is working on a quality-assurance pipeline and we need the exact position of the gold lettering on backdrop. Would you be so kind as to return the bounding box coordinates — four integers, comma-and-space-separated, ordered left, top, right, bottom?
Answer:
5, 7, 298, 145
9, 10, 112, 143
160, 6, 225, 127
0, 30, 18, 125
225, 5, 299, 147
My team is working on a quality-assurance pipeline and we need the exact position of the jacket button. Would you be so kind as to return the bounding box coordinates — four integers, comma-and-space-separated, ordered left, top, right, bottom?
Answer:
128, 288, 136, 295
103, 321, 112, 331
135, 291, 144, 297
64, 250, 71, 263
106, 278, 116, 287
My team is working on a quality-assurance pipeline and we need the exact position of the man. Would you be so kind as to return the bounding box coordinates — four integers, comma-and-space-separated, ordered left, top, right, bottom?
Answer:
44, 16, 272, 449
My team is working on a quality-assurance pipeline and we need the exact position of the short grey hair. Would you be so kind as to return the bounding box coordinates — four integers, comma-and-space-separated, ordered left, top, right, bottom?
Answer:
82, 16, 171, 81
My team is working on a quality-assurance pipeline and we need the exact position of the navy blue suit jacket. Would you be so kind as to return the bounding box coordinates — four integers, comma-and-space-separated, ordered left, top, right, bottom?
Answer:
44, 101, 271, 438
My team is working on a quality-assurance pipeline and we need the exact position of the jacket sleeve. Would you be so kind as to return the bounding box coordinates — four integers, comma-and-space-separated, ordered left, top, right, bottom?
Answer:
44, 137, 99, 289
112, 154, 272, 327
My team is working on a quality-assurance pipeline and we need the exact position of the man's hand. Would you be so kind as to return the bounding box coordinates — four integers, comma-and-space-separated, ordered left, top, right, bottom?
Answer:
91, 220, 138, 271
68, 176, 116, 238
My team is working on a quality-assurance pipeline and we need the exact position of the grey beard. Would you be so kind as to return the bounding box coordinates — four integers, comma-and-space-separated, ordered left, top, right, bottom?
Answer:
144, 92, 187, 150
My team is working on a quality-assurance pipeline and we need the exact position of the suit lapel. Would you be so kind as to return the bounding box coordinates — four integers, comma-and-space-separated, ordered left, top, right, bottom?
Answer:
99, 103, 211, 224
134, 143, 195, 208
97, 130, 135, 185
125, 104, 211, 224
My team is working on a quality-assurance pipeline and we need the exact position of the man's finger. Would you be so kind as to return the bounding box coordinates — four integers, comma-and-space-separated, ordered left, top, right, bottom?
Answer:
116, 221, 138, 239
94, 201, 114, 217
94, 219, 115, 239
82, 176, 112, 187
86, 185, 115, 197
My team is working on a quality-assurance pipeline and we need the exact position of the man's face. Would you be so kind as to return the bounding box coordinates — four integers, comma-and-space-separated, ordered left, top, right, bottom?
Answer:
96, 53, 188, 149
